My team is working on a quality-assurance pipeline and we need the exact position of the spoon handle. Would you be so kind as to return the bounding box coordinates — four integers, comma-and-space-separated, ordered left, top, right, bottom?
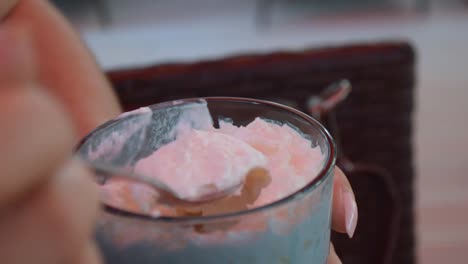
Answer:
83, 160, 174, 195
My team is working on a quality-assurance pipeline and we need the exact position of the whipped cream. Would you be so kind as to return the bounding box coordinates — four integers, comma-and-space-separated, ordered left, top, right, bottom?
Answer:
134, 129, 267, 201
99, 103, 325, 217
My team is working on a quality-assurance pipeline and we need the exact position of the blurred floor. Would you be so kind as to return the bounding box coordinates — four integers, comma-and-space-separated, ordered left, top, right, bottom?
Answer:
60, 1, 468, 263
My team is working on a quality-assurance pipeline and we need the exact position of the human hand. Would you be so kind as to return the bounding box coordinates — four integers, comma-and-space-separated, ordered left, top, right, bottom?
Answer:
327, 167, 358, 264
0, 26, 102, 263
2, 0, 121, 138
0, 0, 121, 263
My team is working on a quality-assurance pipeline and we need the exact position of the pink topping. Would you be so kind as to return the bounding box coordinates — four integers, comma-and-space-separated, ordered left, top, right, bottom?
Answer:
134, 129, 267, 201
217, 118, 324, 207
99, 116, 324, 218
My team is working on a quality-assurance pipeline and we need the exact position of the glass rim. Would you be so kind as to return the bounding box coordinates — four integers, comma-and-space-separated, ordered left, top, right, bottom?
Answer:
86, 97, 337, 223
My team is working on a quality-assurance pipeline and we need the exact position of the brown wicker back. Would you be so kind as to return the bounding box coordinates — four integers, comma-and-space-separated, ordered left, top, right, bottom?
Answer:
106, 42, 416, 264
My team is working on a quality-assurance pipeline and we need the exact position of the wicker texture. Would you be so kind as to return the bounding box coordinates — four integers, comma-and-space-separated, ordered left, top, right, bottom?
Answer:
107, 42, 416, 264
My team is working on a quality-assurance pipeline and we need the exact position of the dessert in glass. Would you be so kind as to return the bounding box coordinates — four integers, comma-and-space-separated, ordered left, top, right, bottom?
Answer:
77, 97, 336, 264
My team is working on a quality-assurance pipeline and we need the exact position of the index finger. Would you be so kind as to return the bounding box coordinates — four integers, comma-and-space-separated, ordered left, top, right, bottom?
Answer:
5, 0, 122, 137
0, 26, 75, 210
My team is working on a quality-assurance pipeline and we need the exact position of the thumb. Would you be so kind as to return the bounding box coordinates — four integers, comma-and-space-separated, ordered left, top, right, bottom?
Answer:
0, 25, 36, 86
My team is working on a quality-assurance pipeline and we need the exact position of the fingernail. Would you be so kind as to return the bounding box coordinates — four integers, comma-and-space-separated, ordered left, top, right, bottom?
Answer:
343, 190, 358, 238
0, 26, 35, 84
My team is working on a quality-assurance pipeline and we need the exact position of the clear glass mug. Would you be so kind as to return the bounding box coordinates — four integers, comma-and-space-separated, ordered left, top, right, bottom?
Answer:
76, 97, 336, 264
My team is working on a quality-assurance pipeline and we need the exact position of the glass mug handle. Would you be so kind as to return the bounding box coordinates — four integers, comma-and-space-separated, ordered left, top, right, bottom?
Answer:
307, 80, 401, 264
342, 163, 401, 264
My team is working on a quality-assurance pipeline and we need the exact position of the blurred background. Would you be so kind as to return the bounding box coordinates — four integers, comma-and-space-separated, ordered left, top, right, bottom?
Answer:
51, 0, 468, 263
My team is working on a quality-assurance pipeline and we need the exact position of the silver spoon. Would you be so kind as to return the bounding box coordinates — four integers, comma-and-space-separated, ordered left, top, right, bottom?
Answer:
86, 161, 244, 208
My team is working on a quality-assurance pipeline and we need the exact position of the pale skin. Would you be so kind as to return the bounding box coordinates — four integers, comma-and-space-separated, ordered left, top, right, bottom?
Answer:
0, 1, 357, 263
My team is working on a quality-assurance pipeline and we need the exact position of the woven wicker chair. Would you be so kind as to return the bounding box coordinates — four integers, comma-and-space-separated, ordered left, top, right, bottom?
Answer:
106, 42, 416, 264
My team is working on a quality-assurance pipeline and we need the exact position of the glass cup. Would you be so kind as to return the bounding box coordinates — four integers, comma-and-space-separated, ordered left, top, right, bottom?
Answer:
76, 97, 336, 264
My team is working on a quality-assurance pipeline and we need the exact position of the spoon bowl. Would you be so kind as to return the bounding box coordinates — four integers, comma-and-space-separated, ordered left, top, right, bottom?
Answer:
86, 160, 246, 208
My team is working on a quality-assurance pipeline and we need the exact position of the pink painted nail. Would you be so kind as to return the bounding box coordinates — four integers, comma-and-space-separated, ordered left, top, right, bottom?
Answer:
343, 191, 358, 238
